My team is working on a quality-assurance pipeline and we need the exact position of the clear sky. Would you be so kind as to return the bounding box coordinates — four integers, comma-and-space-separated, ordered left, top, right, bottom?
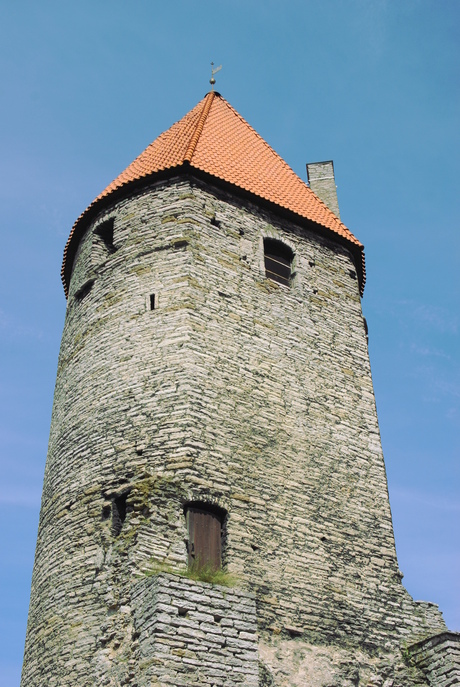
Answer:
0, 1, 458, 684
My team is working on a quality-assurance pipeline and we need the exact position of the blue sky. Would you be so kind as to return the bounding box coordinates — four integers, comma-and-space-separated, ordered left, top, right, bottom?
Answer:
0, 1, 458, 684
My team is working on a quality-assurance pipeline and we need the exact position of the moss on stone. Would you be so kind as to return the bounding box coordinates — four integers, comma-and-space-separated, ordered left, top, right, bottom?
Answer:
142, 561, 239, 587
130, 264, 151, 275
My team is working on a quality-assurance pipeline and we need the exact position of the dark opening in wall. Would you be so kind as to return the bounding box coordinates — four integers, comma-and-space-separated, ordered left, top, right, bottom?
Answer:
363, 317, 369, 343
149, 294, 156, 310
172, 238, 188, 249
75, 279, 95, 301
112, 492, 128, 536
264, 238, 294, 286
95, 218, 116, 253
286, 626, 303, 638
184, 502, 227, 572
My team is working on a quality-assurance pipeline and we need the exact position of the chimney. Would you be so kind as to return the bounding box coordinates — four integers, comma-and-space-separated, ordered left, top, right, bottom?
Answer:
306, 160, 341, 219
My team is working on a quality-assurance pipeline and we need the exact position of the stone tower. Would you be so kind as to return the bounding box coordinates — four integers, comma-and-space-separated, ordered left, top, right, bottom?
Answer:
22, 92, 458, 686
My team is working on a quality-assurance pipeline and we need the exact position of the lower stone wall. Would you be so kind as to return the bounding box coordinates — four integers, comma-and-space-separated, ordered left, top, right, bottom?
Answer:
408, 632, 460, 687
258, 636, 431, 687
131, 573, 259, 686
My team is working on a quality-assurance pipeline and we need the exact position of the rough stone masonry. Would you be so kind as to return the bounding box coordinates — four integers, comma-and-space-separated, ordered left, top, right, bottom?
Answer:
21, 170, 458, 685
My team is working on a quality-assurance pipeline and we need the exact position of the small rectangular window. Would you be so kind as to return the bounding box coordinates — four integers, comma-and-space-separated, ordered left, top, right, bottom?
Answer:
95, 218, 116, 254
75, 279, 95, 301
149, 294, 156, 310
264, 238, 294, 286
112, 493, 128, 536
264, 254, 291, 285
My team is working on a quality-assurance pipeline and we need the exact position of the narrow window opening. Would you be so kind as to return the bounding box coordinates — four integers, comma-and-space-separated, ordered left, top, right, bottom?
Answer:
95, 218, 116, 254
149, 294, 156, 310
75, 279, 95, 301
286, 627, 303, 638
264, 238, 294, 286
112, 492, 128, 537
185, 502, 226, 572
171, 238, 188, 249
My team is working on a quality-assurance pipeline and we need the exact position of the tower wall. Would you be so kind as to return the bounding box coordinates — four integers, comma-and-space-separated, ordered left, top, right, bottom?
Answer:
22, 177, 445, 685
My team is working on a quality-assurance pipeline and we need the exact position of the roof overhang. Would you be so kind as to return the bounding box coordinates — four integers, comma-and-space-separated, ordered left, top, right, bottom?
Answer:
61, 165, 365, 297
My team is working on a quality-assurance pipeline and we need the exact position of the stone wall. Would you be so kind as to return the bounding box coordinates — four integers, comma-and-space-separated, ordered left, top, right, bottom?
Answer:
259, 636, 431, 687
131, 573, 258, 686
408, 632, 460, 687
22, 176, 445, 685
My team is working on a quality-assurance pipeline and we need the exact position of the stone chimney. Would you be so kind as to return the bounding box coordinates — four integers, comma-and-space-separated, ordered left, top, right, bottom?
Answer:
306, 160, 341, 219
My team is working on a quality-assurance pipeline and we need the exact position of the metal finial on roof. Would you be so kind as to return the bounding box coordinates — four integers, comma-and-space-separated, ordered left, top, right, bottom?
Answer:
210, 62, 222, 90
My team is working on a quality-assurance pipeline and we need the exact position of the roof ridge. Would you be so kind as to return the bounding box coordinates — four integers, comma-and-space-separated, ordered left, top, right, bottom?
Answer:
184, 91, 216, 162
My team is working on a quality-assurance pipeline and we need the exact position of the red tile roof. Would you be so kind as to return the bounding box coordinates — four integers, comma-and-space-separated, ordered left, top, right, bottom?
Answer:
62, 91, 365, 295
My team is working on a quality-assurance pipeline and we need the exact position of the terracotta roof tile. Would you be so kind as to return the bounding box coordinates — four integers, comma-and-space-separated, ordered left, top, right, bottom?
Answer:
62, 92, 365, 295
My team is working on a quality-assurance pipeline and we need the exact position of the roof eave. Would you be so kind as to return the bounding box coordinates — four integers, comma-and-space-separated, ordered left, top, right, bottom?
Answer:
62, 164, 365, 297
61, 164, 187, 296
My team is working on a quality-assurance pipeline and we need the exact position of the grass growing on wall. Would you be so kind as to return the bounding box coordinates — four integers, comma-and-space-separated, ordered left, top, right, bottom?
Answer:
143, 560, 238, 587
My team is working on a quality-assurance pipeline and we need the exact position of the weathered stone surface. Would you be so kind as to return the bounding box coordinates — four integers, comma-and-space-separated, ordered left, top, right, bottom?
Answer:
21, 176, 447, 685
408, 631, 460, 687
132, 573, 258, 685
259, 635, 435, 686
